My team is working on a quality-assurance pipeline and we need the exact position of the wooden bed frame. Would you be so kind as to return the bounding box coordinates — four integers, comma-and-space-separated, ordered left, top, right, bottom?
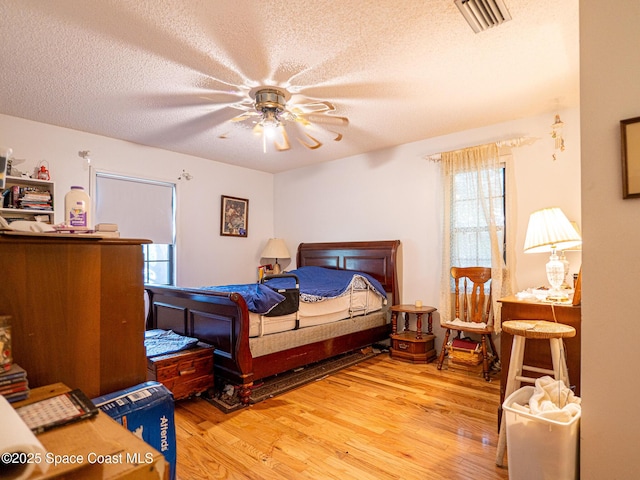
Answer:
145, 240, 401, 404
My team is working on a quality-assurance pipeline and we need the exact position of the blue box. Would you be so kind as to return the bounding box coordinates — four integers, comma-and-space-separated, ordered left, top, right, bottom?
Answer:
93, 381, 176, 480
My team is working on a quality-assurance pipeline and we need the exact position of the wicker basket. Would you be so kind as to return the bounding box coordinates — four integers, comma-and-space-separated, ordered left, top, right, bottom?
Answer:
447, 342, 483, 365
447, 357, 484, 374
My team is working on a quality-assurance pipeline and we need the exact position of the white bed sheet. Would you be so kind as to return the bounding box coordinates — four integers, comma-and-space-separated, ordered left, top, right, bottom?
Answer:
249, 289, 384, 337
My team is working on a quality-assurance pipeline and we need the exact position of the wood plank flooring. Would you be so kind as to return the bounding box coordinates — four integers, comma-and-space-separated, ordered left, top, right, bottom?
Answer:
174, 354, 509, 479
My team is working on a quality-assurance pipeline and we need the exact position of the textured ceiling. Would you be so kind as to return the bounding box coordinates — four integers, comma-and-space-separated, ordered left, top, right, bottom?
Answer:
0, 0, 579, 173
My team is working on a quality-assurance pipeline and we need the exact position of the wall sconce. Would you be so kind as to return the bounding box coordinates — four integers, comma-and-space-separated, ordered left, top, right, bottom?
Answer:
177, 169, 193, 181
550, 115, 565, 160
78, 150, 91, 167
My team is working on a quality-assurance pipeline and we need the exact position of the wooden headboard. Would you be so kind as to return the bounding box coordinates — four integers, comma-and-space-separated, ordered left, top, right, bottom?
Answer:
297, 240, 401, 305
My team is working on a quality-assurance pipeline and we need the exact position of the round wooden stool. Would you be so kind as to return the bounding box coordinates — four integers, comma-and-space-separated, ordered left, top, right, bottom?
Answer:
495, 320, 576, 467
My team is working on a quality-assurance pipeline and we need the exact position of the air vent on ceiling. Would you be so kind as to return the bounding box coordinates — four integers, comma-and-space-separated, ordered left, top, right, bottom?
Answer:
455, 0, 512, 33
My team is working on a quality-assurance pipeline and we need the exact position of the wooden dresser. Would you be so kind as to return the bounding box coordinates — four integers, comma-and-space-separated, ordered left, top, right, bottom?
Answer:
499, 295, 581, 406
0, 232, 150, 398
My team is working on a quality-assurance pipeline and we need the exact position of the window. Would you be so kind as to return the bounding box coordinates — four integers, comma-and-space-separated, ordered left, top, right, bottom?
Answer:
93, 171, 176, 286
142, 243, 173, 285
450, 167, 505, 269
439, 143, 512, 324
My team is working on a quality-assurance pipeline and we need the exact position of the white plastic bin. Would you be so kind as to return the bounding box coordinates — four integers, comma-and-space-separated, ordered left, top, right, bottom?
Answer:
503, 386, 580, 480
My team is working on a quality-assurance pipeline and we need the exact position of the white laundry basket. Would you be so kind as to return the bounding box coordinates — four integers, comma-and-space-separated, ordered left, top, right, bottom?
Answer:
503, 386, 580, 480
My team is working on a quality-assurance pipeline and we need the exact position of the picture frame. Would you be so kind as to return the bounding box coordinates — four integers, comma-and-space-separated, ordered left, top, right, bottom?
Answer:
220, 195, 249, 237
621, 116, 640, 199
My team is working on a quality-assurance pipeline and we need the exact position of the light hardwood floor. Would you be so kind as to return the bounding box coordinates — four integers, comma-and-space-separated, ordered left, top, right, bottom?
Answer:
174, 354, 509, 480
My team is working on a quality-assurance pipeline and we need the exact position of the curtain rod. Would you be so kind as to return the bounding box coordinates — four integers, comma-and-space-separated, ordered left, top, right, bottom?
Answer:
423, 136, 539, 162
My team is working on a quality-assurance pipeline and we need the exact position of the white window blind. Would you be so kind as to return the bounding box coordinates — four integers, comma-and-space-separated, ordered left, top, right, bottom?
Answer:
94, 173, 174, 244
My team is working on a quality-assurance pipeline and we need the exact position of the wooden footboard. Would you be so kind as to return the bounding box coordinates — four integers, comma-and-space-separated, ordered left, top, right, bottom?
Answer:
145, 285, 255, 399
146, 240, 401, 404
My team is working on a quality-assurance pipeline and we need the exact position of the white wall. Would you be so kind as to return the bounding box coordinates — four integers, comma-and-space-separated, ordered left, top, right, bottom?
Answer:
0, 114, 275, 286
2, 107, 582, 338
580, 1, 640, 478
275, 108, 582, 350
1, 106, 585, 390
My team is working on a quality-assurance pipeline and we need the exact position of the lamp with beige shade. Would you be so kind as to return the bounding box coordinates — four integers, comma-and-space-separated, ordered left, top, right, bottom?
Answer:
524, 207, 582, 301
260, 238, 290, 274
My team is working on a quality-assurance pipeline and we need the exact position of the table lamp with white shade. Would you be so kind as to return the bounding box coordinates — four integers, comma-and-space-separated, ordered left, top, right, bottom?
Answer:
524, 207, 582, 300
261, 238, 290, 274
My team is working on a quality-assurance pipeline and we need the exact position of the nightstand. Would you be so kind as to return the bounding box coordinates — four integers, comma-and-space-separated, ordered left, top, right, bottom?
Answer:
389, 304, 437, 363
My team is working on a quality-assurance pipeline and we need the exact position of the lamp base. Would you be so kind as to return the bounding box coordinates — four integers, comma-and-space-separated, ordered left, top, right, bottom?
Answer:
546, 249, 566, 299
273, 262, 281, 274
545, 292, 570, 303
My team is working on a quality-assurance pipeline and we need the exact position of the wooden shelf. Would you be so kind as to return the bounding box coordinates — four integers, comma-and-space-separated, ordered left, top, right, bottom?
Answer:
1, 176, 55, 223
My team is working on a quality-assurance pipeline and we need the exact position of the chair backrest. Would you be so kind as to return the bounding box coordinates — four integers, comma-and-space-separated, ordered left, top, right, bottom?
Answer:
451, 266, 492, 325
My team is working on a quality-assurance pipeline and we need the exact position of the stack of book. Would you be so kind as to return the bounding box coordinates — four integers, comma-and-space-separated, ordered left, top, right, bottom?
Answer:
19, 189, 53, 210
95, 223, 120, 238
0, 363, 29, 403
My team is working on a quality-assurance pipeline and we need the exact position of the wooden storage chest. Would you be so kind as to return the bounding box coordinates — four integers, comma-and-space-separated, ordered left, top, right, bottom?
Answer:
147, 343, 214, 400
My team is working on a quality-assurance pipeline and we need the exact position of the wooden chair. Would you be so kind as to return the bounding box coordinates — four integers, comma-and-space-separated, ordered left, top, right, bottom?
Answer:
436, 266, 498, 381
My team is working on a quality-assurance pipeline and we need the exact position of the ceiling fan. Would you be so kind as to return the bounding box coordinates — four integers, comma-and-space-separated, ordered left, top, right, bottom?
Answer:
220, 86, 349, 153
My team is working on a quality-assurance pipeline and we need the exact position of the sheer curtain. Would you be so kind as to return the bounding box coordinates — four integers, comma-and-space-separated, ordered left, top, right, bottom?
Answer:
439, 143, 514, 332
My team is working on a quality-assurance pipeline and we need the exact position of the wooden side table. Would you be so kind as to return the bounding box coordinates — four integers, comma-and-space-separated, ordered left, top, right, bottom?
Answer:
389, 304, 437, 363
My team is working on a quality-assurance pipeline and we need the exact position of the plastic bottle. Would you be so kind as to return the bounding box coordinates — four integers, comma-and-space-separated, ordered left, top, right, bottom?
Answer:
65, 186, 91, 229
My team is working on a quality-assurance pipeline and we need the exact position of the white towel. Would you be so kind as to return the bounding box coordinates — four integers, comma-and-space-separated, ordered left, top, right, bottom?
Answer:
527, 376, 581, 422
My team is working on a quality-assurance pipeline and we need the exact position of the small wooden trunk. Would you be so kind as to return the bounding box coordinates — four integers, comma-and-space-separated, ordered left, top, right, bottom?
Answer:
147, 343, 214, 400
390, 331, 436, 363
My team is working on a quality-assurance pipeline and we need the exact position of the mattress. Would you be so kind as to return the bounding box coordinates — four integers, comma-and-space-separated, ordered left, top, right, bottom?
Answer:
249, 289, 385, 337
249, 308, 389, 358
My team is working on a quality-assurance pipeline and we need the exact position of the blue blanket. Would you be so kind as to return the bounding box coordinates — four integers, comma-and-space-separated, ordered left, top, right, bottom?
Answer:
202, 266, 387, 313
265, 266, 387, 302
145, 329, 199, 357
201, 283, 285, 315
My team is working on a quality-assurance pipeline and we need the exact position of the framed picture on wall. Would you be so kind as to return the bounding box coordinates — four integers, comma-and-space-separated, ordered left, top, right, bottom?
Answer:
220, 195, 249, 237
621, 116, 640, 199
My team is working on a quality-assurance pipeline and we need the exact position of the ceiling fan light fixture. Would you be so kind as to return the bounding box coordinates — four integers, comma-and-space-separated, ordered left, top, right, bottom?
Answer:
260, 108, 281, 128
253, 88, 290, 128
254, 88, 286, 110
229, 86, 348, 153
455, 0, 512, 33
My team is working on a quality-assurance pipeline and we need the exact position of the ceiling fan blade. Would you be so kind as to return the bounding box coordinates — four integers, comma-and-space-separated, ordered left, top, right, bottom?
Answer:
231, 111, 260, 122
298, 132, 323, 150
142, 107, 240, 144
294, 100, 335, 113
197, 90, 246, 105
297, 114, 349, 127
218, 120, 260, 141
274, 126, 290, 151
